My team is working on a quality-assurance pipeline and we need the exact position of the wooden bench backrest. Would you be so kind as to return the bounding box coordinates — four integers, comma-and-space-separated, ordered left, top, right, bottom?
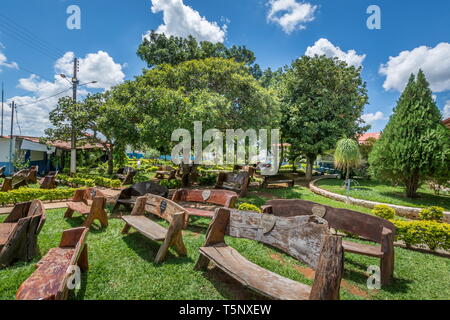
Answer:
173, 189, 238, 207
0, 178, 12, 192
138, 194, 187, 224
72, 188, 106, 203
217, 171, 249, 189
265, 199, 395, 243
203, 208, 343, 299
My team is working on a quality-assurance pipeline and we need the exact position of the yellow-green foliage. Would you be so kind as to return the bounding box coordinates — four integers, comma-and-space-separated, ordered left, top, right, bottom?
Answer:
372, 205, 396, 220
419, 206, 445, 222
391, 219, 450, 251
0, 188, 77, 205
237, 203, 262, 213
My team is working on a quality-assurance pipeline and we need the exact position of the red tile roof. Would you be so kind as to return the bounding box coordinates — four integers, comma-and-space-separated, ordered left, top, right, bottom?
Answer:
443, 118, 450, 129
358, 132, 381, 144
0, 136, 105, 151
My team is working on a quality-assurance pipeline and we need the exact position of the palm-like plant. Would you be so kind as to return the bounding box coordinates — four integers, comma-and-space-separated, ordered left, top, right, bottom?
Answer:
334, 138, 362, 191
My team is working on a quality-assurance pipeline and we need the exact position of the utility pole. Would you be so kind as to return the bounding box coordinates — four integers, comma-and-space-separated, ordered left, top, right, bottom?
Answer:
8, 101, 14, 174
70, 58, 79, 175
1, 82, 4, 137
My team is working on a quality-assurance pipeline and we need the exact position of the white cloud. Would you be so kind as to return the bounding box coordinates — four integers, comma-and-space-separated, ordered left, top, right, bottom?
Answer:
0, 45, 18, 71
267, 0, 317, 34
380, 42, 450, 92
443, 101, 450, 119
362, 112, 386, 126
6, 51, 125, 137
147, 0, 226, 43
305, 38, 366, 68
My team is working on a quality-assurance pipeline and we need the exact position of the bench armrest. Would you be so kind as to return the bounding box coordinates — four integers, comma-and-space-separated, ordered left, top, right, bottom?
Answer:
261, 205, 273, 214
224, 195, 238, 208
60, 227, 88, 248
203, 208, 231, 247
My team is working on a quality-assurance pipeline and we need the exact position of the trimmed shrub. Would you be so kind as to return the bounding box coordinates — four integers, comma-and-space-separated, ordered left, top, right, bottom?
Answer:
159, 179, 182, 189
237, 203, 262, 213
198, 173, 218, 186
419, 206, 444, 222
391, 219, 450, 251
372, 205, 396, 220
0, 188, 77, 205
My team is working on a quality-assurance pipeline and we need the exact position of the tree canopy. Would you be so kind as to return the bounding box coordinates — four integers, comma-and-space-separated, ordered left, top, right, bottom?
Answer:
279, 55, 369, 181
369, 70, 450, 198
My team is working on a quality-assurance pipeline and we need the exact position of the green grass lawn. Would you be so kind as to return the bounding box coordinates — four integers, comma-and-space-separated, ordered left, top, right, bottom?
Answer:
316, 178, 450, 211
0, 185, 449, 300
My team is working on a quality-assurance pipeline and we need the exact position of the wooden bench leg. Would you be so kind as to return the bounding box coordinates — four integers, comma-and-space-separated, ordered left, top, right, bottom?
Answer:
380, 228, 394, 287
194, 254, 210, 271
155, 213, 186, 263
121, 223, 132, 235
64, 208, 74, 218
77, 245, 89, 272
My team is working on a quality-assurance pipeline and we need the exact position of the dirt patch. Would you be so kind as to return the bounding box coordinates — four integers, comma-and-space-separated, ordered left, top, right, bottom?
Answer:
292, 265, 316, 280
270, 253, 286, 264
253, 191, 277, 200
340, 280, 370, 299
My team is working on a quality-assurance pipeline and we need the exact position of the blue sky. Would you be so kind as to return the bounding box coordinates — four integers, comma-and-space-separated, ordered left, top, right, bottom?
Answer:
0, 0, 449, 137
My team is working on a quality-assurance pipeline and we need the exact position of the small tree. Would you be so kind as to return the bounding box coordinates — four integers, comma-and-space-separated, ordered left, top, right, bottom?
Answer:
334, 138, 362, 190
369, 70, 450, 198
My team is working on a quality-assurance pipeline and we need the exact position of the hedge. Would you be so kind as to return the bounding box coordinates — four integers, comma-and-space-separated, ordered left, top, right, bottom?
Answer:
0, 188, 77, 205
391, 219, 450, 251
59, 175, 121, 188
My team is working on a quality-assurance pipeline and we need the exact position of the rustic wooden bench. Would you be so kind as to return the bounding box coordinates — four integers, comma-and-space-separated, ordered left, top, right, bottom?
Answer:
0, 200, 46, 268
64, 189, 108, 229
172, 189, 238, 227
27, 166, 39, 184
262, 199, 396, 286
0, 166, 5, 178
121, 194, 188, 263
0, 177, 12, 192
196, 208, 343, 300
155, 166, 178, 180
115, 167, 136, 185
39, 171, 58, 189
16, 227, 89, 300
215, 171, 250, 197
261, 174, 295, 189
112, 181, 169, 213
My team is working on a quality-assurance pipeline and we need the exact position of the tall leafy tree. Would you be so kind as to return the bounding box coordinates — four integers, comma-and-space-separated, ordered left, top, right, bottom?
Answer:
279, 55, 369, 181
137, 31, 262, 78
369, 70, 450, 198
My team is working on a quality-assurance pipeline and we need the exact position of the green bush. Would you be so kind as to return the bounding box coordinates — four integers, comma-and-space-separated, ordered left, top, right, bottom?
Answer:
391, 219, 450, 251
237, 203, 262, 213
159, 179, 182, 189
59, 175, 95, 188
0, 188, 77, 205
419, 206, 445, 222
372, 205, 396, 220
198, 173, 218, 186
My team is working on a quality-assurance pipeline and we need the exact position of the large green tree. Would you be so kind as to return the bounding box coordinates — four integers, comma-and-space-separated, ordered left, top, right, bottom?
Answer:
108, 57, 279, 157
279, 55, 369, 181
369, 70, 450, 198
137, 31, 262, 78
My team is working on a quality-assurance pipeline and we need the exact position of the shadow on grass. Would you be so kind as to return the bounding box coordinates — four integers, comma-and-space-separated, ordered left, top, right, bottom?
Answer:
64, 216, 109, 234
72, 270, 89, 300
122, 232, 193, 266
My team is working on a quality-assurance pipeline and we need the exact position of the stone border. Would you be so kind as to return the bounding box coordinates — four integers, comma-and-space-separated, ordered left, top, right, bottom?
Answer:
309, 176, 450, 223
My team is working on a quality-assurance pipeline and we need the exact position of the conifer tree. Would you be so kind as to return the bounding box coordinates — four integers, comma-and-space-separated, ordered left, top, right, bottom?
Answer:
369, 70, 450, 198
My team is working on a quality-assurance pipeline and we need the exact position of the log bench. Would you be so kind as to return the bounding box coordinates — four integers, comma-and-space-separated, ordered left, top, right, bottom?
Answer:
112, 181, 169, 213
155, 166, 178, 180
214, 171, 250, 197
172, 189, 238, 227
261, 174, 295, 188
195, 208, 343, 300
0, 166, 5, 178
121, 194, 188, 263
0, 178, 12, 192
0, 200, 46, 268
262, 199, 396, 286
16, 227, 89, 300
64, 189, 108, 229
39, 171, 58, 189
115, 167, 137, 186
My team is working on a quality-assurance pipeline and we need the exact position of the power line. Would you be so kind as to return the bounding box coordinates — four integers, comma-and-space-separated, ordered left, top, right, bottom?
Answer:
15, 104, 21, 136
0, 13, 66, 60
16, 65, 55, 83
15, 87, 72, 108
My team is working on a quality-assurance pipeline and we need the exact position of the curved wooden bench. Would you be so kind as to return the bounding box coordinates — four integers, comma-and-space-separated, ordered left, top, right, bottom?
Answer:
261, 174, 295, 188
195, 208, 343, 300
39, 171, 58, 189
64, 189, 108, 229
0, 200, 46, 268
215, 171, 250, 197
16, 227, 89, 300
121, 194, 188, 263
172, 189, 238, 227
155, 166, 178, 180
112, 181, 169, 213
262, 199, 395, 286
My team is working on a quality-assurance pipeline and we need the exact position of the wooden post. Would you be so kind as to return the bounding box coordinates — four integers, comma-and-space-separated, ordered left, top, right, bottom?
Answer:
380, 227, 394, 286
310, 235, 344, 300
155, 212, 186, 263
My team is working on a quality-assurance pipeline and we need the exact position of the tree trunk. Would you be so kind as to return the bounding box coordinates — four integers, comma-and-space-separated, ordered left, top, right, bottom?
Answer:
405, 174, 419, 198
305, 155, 315, 182
107, 147, 114, 175
345, 164, 350, 191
